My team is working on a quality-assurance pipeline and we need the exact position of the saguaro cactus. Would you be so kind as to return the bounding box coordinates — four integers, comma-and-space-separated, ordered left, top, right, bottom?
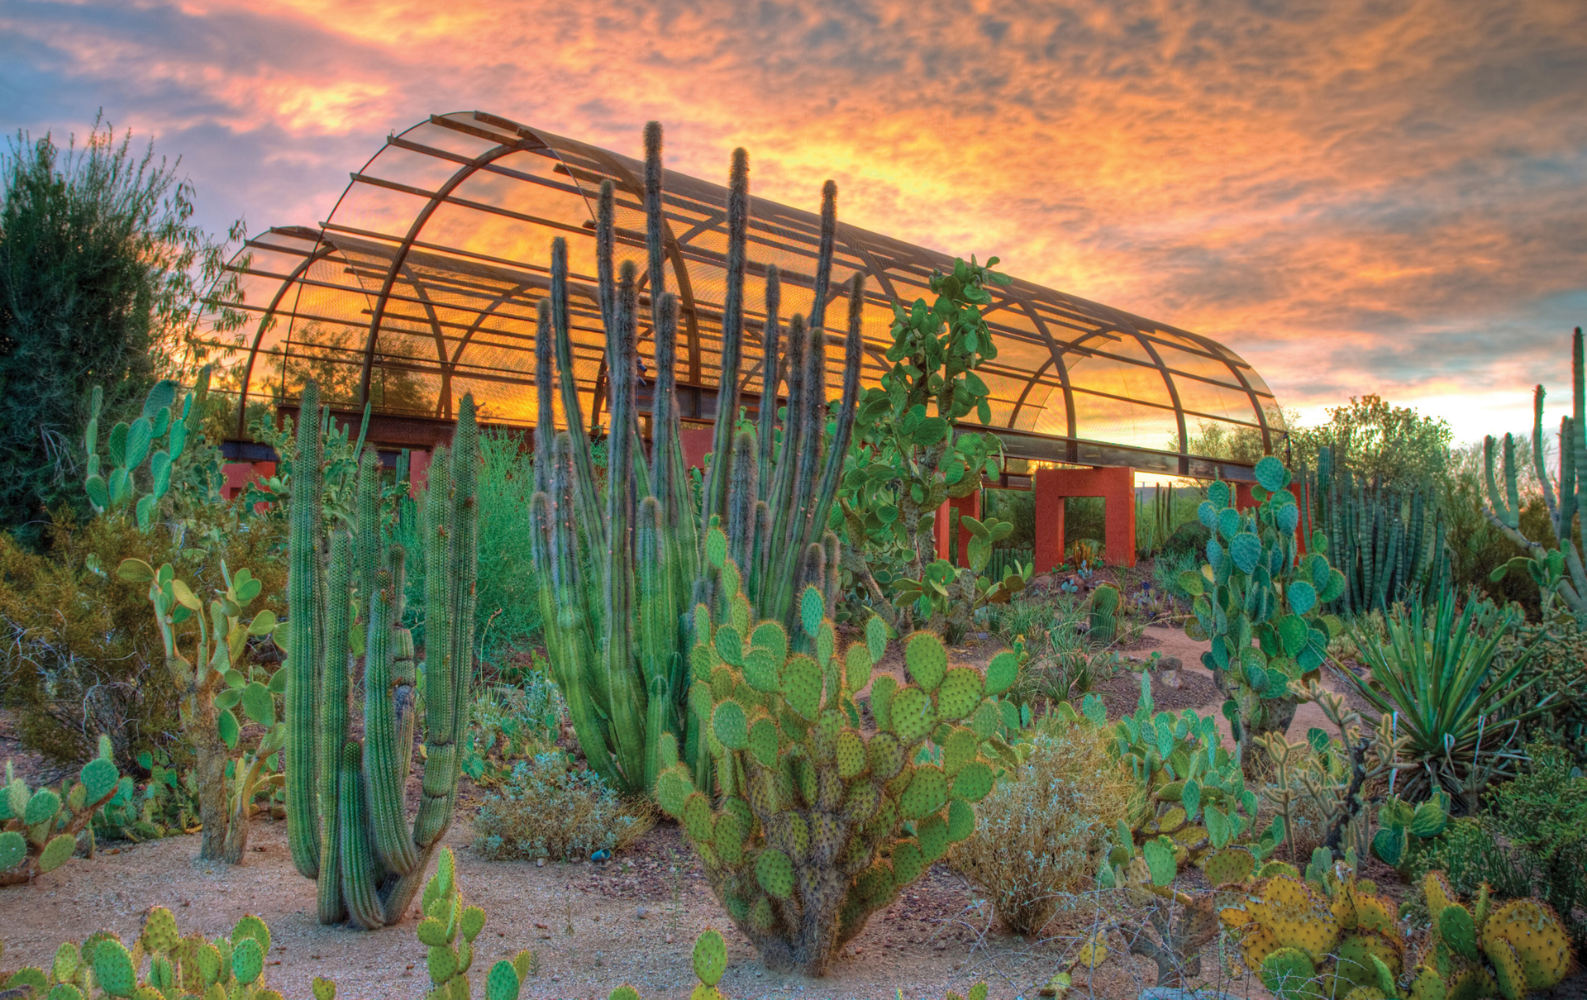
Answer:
530, 123, 864, 799
285, 380, 479, 928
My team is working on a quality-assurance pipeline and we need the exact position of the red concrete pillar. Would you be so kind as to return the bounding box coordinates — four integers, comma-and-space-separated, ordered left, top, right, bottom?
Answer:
1101, 466, 1137, 569
1235, 482, 1258, 511
1033, 466, 1137, 571
408, 449, 432, 498
680, 426, 714, 470
1033, 470, 1067, 575
933, 492, 980, 566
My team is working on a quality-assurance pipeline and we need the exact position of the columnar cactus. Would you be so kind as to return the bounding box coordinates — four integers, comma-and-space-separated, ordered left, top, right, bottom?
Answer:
1484, 327, 1587, 626
529, 123, 864, 799
284, 381, 480, 928
1179, 458, 1346, 757
649, 531, 1020, 975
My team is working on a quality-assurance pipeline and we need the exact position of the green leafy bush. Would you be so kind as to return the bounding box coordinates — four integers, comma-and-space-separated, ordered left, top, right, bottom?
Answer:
950, 716, 1131, 935
471, 749, 651, 863
461, 674, 565, 788
1487, 743, 1587, 946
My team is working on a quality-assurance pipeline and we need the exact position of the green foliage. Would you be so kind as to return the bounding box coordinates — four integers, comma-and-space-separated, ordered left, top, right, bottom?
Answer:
1501, 622, 1587, 767
471, 749, 651, 863
531, 126, 863, 801
657, 547, 1021, 975
283, 383, 480, 928
92, 747, 202, 843
1182, 458, 1345, 755
117, 554, 281, 864
0, 119, 244, 549
1289, 395, 1453, 498
1342, 589, 1545, 809
0, 503, 286, 773
0, 750, 121, 884
835, 254, 1012, 632
951, 713, 1131, 936
460, 675, 563, 788
1486, 744, 1587, 946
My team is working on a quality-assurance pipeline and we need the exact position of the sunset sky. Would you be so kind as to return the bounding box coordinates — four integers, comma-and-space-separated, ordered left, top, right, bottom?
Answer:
2, 0, 1584, 445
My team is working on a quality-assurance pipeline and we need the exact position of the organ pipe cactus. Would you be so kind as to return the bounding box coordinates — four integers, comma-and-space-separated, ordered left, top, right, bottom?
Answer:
284, 380, 479, 929
529, 123, 864, 799
1484, 327, 1587, 626
655, 537, 1021, 975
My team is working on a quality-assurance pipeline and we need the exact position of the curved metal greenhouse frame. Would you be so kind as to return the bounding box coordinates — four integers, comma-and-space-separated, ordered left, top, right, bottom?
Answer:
216, 111, 1283, 478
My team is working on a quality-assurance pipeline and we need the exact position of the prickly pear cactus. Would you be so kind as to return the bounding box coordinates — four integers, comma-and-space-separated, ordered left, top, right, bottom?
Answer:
0, 753, 121, 885
1179, 458, 1346, 756
654, 528, 1020, 975
414, 848, 530, 1000
0, 906, 292, 1000
1369, 792, 1450, 877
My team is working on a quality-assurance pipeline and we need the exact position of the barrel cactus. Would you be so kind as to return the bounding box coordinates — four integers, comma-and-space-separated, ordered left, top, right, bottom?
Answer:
1088, 584, 1120, 644
652, 529, 1020, 975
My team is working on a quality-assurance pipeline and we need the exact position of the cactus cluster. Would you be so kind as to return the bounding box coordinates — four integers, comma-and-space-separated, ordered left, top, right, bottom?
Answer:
117, 558, 281, 864
529, 123, 863, 800
1482, 327, 1587, 625
1304, 447, 1449, 615
82, 368, 212, 529
283, 382, 480, 928
1088, 672, 1283, 879
1220, 867, 1574, 1000
1369, 793, 1450, 878
653, 538, 1019, 975
0, 752, 120, 885
0, 906, 286, 1000
1088, 584, 1120, 645
1180, 457, 1346, 754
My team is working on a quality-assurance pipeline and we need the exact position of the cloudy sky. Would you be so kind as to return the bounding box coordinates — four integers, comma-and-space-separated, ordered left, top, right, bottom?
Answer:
3, 0, 1584, 443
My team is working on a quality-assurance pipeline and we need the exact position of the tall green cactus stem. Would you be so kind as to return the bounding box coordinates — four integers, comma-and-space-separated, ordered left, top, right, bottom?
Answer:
285, 386, 479, 928
530, 124, 863, 799
1484, 327, 1587, 625
1181, 458, 1346, 764
1303, 446, 1448, 615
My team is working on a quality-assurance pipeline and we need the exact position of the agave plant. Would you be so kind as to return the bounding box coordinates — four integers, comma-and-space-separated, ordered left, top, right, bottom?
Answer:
1343, 588, 1549, 811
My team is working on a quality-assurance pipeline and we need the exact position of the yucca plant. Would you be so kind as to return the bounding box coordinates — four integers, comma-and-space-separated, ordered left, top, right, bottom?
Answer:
1343, 589, 1549, 810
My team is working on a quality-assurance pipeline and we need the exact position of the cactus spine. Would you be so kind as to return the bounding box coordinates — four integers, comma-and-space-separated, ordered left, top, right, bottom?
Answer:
530, 123, 863, 799
285, 381, 479, 928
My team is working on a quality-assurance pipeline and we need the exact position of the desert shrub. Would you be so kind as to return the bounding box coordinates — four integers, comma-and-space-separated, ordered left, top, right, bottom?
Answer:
0, 120, 242, 549
1486, 743, 1587, 945
951, 717, 1132, 936
1407, 818, 1537, 924
460, 672, 565, 787
471, 749, 651, 863
1160, 519, 1210, 558
404, 430, 542, 664
1502, 624, 1587, 766
0, 506, 285, 772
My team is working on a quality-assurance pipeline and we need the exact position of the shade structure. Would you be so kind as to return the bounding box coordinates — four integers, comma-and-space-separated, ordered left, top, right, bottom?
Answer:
215, 111, 1284, 478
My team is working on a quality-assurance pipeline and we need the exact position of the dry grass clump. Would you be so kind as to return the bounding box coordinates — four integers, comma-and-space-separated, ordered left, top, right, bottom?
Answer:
472, 748, 653, 862
951, 717, 1132, 936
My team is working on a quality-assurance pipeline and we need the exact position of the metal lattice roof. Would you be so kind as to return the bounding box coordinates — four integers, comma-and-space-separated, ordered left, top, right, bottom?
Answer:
215, 110, 1283, 477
